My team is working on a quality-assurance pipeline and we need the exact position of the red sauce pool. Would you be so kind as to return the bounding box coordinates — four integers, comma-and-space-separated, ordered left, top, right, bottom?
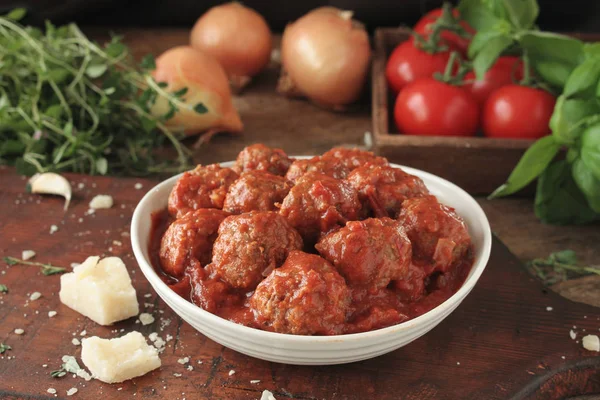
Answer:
149, 208, 473, 335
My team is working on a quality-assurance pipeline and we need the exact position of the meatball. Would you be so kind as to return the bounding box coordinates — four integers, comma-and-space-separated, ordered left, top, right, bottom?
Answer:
285, 156, 349, 183
159, 209, 230, 278
316, 218, 412, 290
223, 171, 292, 214
250, 251, 350, 335
209, 212, 303, 290
347, 164, 429, 218
168, 164, 239, 218
322, 147, 388, 171
234, 144, 293, 176
279, 172, 362, 244
398, 195, 471, 272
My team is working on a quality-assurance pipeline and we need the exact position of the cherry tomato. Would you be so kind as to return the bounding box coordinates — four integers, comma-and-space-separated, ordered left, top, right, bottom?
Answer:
394, 78, 479, 137
412, 8, 475, 55
464, 56, 523, 106
385, 41, 453, 93
483, 85, 556, 139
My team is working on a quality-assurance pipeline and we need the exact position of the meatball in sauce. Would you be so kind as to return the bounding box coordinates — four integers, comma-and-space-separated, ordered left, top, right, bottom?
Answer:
223, 170, 292, 214
234, 143, 293, 176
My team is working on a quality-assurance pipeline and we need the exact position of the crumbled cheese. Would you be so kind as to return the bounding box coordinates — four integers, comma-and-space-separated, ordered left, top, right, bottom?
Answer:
148, 332, 158, 342
78, 183, 85, 189
14, 328, 24, 335
187, 365, 193, 371
49, 225, 59, 234
72, 338, 81, 346
582, 335, 600, 352
80, 330, 87, 337
250, 380, 261, 384
165, 334, 173, 342
81, 332, 161, 384
173, 373, 182, 378
21, 250, 36, 261
85, 209, 95, 216
153, 337, 166, 352
48, 311, 57, 318
66, 387, 78, 396
76, 369, 92, 381
546, 307, 553, 311
260, 390, 277, 400
89, 195, 113, 209
177, 357, 189, 365
47, 388, 57, 394
59, 256, 139, 325
134, 183, 143, 190
570, 330, 577, 340
139, 313, 155, 326
29, 291, 41, 301
144, 293, 152, 298
112, 240, 122, 246
228, 369, 235, 376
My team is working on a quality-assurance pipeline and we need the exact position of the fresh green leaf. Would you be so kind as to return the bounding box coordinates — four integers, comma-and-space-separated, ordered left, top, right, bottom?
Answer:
5, 8, 26, 21
490, 135, 560, 198
194, 103, 208, 114
3, 256, 66, 275
521, 32, 584, 89
458, 0, 504, 32
0, 284, 7, 293
0, 343, 11, 354
550, 250, 579, 265
500, 0, 539, 30
140, 54, 156, 71
528, 249, 600, 286
572, 158, 600, 212
173, 87, 188, 97
50, 369, 67, 378
14, 159, 38, 176
581, 124, 600, 180
85, 64, 107, 79
534, 160, 599, 225
468, 29, 508, 59
563, 57, 600, 98
550, 95, 600, 145
473, 35, 513, 79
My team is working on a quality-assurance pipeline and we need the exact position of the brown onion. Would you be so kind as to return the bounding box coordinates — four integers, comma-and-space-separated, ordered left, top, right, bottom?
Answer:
190, 2, 272, 91
278, 7, 371, 109
151, 46, 243, 136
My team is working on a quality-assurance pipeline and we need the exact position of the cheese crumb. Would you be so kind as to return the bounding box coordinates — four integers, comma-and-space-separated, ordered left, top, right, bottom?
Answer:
177, 357, 189, 365
173, 373, 182, 378
29, 291, 42, 301
148, 332, 158, 342
187, 365, 193, 371
570, 330, 577, 340
250, 380, 261, 384
14, 328, 24, 335
139, 313, 155, 326
260, 390, 277, 400
48, 311, 57, 318
59, 256, 139, 326
89, 195, 114, 209
80, 330, 87, 336
22, 250, 36, 261
72, 338, 81, 346
134, 183, 143, 190
229, 369, 235, 376
66, 387, 78, 396
81, 332, 161, 384
582, 335, 600, 352
546, 306, 553, 311
49, 225, 59, 234
47, 388, 57, 394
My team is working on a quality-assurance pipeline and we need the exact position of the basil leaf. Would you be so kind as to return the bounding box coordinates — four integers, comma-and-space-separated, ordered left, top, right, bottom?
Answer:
521, 32, 584, 89
501, 0, 539, 30
552, 250, 578, 265
564, 57, 600, 98
85, 64, 107, 79
535, 160, 599, 225
473, 35, 513, 79
572, 158, 600, 212
581, 124, 600, 180
489, 135, 560, 198
457, 0, 504, 32
550, 95, 600, 145
468, 29, 508, 60
5, 8, 26, 21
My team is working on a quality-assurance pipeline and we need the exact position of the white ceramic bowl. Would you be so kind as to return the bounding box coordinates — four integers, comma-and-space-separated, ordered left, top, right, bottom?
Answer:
131, 159, 492, 365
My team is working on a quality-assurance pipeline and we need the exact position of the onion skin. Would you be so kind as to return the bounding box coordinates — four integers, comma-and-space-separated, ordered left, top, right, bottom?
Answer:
279, 7, 371, 109
151, 46, 243, 136
190, 2, 272, 91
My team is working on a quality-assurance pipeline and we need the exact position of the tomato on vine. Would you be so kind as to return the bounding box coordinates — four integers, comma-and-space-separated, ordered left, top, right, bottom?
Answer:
412, 6, 475, 56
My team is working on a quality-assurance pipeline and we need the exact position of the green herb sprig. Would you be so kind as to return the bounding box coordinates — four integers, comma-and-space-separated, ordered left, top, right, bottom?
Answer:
51, 355, 82, 378
459, 0, 600, 224
0, 343, 11, 354
0, 9, 206, 176
528, 250, 600, 285
0, 284, 7, 293
4, 256, 66, 275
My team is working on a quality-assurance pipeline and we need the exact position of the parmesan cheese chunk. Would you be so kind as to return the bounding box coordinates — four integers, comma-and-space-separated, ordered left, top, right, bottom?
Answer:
81, 332, 161, 384
583, 335, 600, 352
59, 256, 139, 325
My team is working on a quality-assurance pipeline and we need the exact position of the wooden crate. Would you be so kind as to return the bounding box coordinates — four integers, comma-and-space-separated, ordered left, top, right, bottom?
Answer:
371, 28, 534, 195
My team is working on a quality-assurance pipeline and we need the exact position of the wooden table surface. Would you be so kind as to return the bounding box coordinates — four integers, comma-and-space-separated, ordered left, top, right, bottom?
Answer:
0, 29, 599, 400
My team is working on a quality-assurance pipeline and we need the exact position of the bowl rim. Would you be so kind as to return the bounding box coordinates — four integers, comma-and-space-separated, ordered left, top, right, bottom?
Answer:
131, 158, 492, 343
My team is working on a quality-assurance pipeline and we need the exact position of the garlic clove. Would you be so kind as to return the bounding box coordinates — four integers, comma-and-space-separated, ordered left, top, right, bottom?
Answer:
27, 172, 72, 210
